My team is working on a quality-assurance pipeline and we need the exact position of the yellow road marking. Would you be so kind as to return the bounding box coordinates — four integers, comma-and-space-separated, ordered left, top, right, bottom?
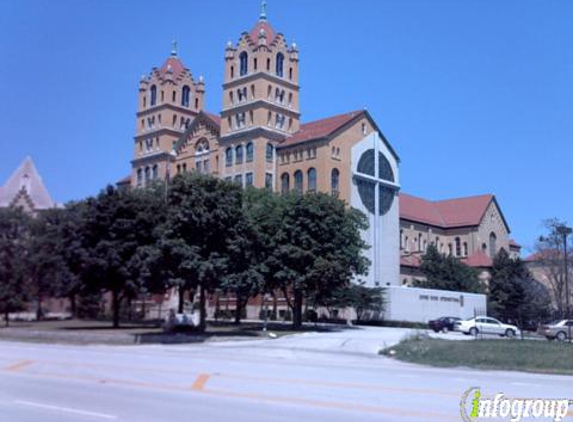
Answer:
5, 359, 33, 372
191, 374, 210, 391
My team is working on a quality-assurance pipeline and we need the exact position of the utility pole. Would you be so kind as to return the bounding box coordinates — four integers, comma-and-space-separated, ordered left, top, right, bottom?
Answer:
555, 225, 572, 342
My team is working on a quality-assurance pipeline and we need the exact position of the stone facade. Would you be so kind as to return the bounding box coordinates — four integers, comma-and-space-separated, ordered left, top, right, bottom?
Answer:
399, 193, 520, 285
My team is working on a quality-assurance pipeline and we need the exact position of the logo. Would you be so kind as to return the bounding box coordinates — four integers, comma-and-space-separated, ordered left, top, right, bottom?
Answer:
461, 387, 571, 422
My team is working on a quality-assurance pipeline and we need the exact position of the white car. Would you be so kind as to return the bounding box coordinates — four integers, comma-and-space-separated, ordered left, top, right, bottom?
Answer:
454, 316, 519, 338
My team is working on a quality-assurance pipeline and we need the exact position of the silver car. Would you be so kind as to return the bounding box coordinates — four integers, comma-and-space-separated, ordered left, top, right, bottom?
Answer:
538, 320, 573, 341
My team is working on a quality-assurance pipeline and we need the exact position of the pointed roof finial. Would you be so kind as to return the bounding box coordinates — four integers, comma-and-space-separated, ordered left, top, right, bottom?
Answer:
171, 39, 178, 57
259, 0, 267, 21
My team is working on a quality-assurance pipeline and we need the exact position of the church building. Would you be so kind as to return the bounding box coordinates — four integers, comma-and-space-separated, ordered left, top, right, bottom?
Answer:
122, 4, 401, 289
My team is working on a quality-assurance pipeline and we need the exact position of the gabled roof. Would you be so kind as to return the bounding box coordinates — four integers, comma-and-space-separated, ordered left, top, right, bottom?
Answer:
0, 156, 57, 210
278, 109, 400, 162
399, 193, 508, 231
281, 110, 363, 147
173, 111, 221, 153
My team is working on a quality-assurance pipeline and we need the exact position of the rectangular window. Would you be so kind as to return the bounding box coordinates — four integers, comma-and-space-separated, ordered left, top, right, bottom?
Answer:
246, 172, 253, 187
234, 174, 243, 185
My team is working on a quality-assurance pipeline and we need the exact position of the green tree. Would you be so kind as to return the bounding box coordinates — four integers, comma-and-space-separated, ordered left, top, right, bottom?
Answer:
311, 283, 385, 321
26, 208, 68, 319
81, 184, 166, 328
162, 173, 244, 331
415, 244, 483, 293
489, 249, 551, 324
0, 208, 30, 326
273, 192, 369, 329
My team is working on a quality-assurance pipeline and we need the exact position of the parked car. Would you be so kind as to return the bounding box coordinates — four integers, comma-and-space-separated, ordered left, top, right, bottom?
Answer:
538, 320, 573, 341
454, 316, 519, 338
428, 316, 461, 333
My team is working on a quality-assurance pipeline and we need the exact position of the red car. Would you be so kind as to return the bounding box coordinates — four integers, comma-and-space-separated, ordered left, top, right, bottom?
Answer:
428, 316, 461, 333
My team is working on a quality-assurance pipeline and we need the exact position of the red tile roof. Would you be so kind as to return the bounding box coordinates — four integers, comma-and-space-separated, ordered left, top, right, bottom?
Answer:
399, 193, 494, 229
158, 56, 186, 78
400, 254, 422, 268
280, 110, 364, 148
462, 250, 493, 268
248, 21, 277, 44
525, 249, 562, 262
117, 175, 131, 184
204, 111, 221, 126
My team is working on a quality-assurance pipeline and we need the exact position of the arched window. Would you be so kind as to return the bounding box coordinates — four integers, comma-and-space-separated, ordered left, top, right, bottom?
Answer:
266, 143, 274, 162
276, 53, 284, 77
150, 85, 157, 106
137, 168, 143, 186
489, 232, 497, 257
246, 142, 254, 162
463, 242, 468, 256
455, 237, 461, 257
225, 147, 233, 166
307, 168, 317, 192
294, 170, 303, 193
239, 52, 248, 76
235, 145, 243, 164
230, 66, 234, 78
331, 168, 340, 196
181, 85, 191, 107
144, 166, 151, 182
281, 173, 290, 194
289, 67, 293, 80
195, 138, 209, 154
152, 164, 158, 180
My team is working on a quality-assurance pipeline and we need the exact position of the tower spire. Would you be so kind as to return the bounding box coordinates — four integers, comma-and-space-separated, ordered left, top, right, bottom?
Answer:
259, 0, 267, 21
171, 39, 178, 57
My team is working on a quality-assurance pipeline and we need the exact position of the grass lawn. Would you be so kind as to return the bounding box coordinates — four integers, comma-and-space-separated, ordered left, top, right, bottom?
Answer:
0, 319, 335, 344
381, 336, 573, 375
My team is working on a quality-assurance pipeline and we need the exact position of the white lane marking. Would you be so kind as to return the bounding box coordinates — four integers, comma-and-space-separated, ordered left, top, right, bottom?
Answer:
15, 400, 117, 419
511, 382, 538, 387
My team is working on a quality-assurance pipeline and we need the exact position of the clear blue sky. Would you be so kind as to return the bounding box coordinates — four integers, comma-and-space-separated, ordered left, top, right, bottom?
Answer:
1, 0, 571, 254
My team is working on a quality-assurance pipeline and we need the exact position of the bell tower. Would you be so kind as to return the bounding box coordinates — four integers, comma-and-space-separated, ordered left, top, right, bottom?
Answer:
219, 2, 300, 189
131, 42, 206, 187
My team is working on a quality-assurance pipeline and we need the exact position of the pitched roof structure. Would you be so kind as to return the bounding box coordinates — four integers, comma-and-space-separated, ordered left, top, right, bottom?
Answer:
248, 20, 277, 44
399, 193, 506, 230
0, 157, 58, 211
280, 110, 363, 148
157, 56, 187, 79
462, 250, 493, 268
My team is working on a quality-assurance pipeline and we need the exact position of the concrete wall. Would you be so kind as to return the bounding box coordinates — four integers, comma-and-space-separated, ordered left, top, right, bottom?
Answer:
383, 286, 486, 323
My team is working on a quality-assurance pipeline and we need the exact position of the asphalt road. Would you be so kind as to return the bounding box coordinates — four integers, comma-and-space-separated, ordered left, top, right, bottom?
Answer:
0, 327, 571, 422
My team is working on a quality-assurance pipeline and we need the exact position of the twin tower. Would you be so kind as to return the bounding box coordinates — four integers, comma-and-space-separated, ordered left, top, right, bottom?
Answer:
130, 5, 300, 189
127, 4, 401, 288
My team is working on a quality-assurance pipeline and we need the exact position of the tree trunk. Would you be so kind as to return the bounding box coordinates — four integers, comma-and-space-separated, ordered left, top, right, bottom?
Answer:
199, 285, 207, 332
292, 289, 303, 329
69, 294, 77, 319
234, 294, 243, 325
178, 287, 185, 313
36, 294, 44, 321
112, 290, 120, 328
4, 311, 9, 327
